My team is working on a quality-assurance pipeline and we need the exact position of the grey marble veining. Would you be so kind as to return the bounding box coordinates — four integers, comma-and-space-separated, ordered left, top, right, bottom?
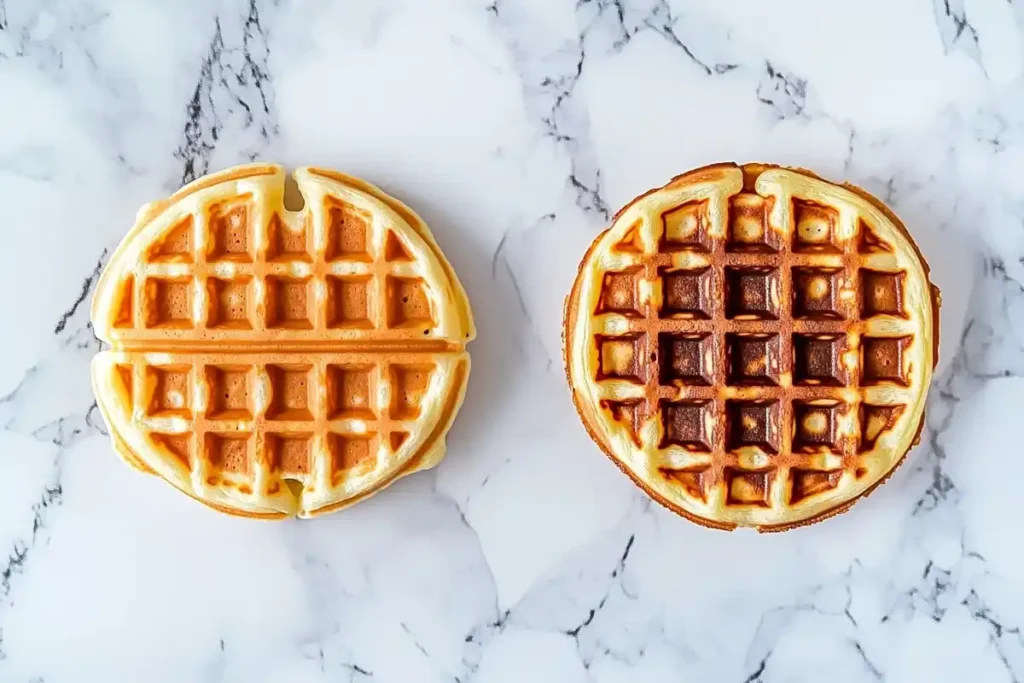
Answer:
0, 0, 1021, 681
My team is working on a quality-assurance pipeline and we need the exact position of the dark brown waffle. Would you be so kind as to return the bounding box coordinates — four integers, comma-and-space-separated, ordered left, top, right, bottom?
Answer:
566, 163, 938, 530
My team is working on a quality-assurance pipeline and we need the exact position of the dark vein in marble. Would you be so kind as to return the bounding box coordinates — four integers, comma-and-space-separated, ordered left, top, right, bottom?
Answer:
178, 22, 222, 185
32, 410, 98, 449
962, 590, 1024, 682
238, 0, 273, 121
176, 0, 276, 185
844, 129, 857, 170
611, 533, 634, 578
580, 0, 735, 74
488, 3, 607, 220
643, 2, 713, 76
491, 230, 508, 278
933, 0, 980, 56
344, 662, 372, 677
742, 657, 768, 683
0, 366, 36, 416
53, 249, 107, 335
400, 621, 430, 660
912, 335, 967, 515
757, 61, 807, 120
568, 171, 607, 221
884, 544, 1024, 679
499, 0, 735, 220
563, 533, 637, 654
565, 607, 598, 637
853, 641, 884, 680
537, 35, 609, 219
0, 545, 28, 600
0, 481, 63, 609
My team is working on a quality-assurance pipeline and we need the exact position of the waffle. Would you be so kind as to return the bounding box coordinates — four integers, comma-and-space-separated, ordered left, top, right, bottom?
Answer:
91, 164, 475, 518
564, 163, 939, 531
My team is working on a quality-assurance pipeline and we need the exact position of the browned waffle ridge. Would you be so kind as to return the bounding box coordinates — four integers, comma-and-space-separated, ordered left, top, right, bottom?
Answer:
564, 162, 939, 531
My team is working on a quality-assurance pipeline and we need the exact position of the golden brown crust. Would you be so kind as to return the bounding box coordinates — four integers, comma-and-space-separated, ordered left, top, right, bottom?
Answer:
92, 163, 475, 519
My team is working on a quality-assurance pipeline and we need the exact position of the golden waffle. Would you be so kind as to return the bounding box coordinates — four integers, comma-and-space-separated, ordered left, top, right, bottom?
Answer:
91, 164, 475, 518
564, 163, 939, 531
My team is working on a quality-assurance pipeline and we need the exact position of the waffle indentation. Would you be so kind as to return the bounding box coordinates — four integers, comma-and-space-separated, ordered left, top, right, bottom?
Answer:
144, 278, 193, 329
861, 337, 910, 386
266, 276, 313, 330
793, 200, 841, 253
789, 469, 842, 504
726, 400, 780, 453
726, 333, 781, 386
325, 200, 372, 262
390, 363, 435, 420
598, 334, 646, 383
206, 366, 252, 420
660, 267, 711, 319
660, 201, 711, 252
206, 433, 251, 473
725, 467, 773, 507
792, 400, 842, 452
384, 231, 414, 262
152, 433, 191, 468
614, 220, 644, 253
146, 365, 191, 418
660, 400, 712, 451
793, 268, 844, 320
266, 364, 314, 421
859, 404, 905, 452
860, 270, 905, 317
725, 267, 780, 320
266, 213, 312, 262
267, 433, 312, 475
207, 199, 254, 262
597, 267, 643, 317
662, 466, 711, 502
386, 277, 432, 329
605, 400, 644, 446
858, 220, 893, 254
326, 276, 372, 329
659, 332, 712, 386
326, 364, 375, 420
113, 276, 135, 328
728, 193, 780, 252
793, 334, 846, 386
148, 217, 193, 262
207, 277, 253, 329
330, 433, 376, 474
115, 364, 134, 401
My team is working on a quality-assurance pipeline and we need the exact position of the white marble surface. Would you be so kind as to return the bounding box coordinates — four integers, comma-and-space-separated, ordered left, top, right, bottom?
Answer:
0, 0, 1022, 680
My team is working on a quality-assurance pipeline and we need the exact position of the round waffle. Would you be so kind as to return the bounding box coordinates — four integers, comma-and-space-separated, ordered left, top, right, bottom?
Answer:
564, 163, 939, 531
92, 164, 474, 518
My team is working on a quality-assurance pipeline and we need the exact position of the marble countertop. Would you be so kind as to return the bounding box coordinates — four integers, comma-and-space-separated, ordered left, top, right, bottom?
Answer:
1, 0, 1022, 681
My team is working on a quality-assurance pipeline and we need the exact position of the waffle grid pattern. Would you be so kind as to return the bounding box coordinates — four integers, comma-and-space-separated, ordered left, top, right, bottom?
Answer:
589, 176, 920, 513
111, 351, 441, 499
113, 190, 434, 339
92, 165, 474, 518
